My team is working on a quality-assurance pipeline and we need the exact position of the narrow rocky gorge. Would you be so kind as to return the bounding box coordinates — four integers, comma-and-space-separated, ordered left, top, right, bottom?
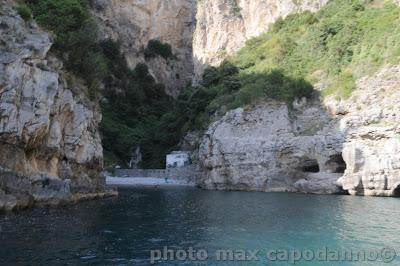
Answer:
1, 0, 400, 214
91, 0, 329, 90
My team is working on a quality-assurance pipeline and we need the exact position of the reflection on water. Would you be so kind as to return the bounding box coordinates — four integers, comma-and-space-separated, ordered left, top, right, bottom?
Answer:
0, 188, 399, 265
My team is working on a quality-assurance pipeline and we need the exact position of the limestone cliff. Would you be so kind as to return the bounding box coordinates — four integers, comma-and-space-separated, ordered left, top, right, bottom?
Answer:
338, 65, 400, 196
198, 65, 400, 196
91, 0, 399, 197
193, 0, 329, 79
2, 0, 399, 203
198, 101, 345, 194
0, 3, 115, 211
91, 0, 329, 90
91, 0, 196, 96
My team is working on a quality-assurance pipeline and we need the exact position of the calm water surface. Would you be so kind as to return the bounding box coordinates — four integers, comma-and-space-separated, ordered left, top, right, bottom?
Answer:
1, 187, 399, 265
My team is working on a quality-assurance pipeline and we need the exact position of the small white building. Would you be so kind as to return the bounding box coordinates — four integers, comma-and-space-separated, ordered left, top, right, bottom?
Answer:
166, 151, 189, 168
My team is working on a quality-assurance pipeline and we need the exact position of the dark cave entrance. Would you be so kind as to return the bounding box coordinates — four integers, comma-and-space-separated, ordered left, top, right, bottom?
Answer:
325, 154, 347, 173
300, 159, 320, 173
298, 153, 347, 174
393, 184, 400, 197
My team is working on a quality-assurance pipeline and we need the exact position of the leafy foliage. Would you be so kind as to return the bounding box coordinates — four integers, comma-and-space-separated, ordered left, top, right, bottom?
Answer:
170, 0, 400, 131
24, 0, 108, 98
24, 0, 179, 168
144, 39, 173, 59
23, 0, 400, 167
230, 0, 400, 99
100, 41, 180, 168
99, 41, 178, 168
16, 4, 32, 21
173, 67, 313, 131
227, 0, 242, 17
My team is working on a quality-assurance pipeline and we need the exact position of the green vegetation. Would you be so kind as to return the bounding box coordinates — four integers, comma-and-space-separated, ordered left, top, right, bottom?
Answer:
100, 41, 178, 168
227, 0, 241, 17
171, 0, 400, 131
23, 0, 177, 168
25, 0, 107, 97
144, 39, 173, 59
230, 0, 400, 99
16, 4, 32, 20
22, 0, 400, 167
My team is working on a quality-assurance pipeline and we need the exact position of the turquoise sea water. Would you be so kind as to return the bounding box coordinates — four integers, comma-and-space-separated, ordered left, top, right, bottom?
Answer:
1, 187, 399, 265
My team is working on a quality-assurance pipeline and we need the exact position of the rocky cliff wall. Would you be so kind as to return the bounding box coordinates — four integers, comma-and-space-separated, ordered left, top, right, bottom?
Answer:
198, 64, 400, 196
91, 0, 329, 90
0, 3, 115, 211
91, 0, 196, 96
193, 0, 329, 79
338, 65, 400, 196
198, 101, 345, 194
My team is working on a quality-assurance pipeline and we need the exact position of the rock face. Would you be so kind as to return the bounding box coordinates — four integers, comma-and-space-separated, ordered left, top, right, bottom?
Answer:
91, 0, 329, 90
338, 65, 400, 196
198, 102, 345, 193
193, 0, 329, 79
198, 65, 400, 196
91, 0, 196, 96
0, 4, 115, 211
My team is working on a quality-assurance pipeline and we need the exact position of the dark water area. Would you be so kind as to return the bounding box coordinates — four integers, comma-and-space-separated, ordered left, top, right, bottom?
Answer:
1, 188, 399, 265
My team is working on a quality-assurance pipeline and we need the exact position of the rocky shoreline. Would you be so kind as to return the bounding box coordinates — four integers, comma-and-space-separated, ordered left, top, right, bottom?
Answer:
0, 168, 117, 212
0, 188, 117, 212
197, 65, 400, 197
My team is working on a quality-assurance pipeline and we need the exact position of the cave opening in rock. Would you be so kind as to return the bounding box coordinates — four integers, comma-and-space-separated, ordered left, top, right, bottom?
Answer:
326, 154, 347, 173
300, 159, 320, 173
393, 184, 400, 197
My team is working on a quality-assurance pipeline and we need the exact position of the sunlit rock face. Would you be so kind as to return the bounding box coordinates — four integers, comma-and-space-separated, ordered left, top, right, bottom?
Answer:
91, 0, 196, 96
338, 65, 400, 196
192, 0, 329, 79
0, 3, 114, 211
91, 0, 330, 91
198, 64, 400, 196
198, 102, 345, 194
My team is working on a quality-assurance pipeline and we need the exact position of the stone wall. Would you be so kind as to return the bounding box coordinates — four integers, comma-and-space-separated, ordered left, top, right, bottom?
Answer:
114, 166, 198, 183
